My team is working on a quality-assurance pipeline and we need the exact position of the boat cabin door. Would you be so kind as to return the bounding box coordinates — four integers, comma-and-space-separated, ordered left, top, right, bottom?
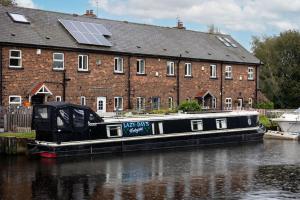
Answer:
97, 97, 106, 114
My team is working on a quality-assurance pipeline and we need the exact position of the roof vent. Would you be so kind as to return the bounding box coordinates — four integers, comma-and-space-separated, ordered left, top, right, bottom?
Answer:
11, 33, 16, 37
136, 46, 141, 49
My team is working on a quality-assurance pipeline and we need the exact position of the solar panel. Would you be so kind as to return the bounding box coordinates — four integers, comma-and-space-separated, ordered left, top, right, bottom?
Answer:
8, 13, 30, 24
59, 19, 113, 47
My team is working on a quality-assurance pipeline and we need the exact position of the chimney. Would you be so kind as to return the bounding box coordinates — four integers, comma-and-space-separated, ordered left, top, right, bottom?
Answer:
83, 9, 96, 17
175, 19, 186, 30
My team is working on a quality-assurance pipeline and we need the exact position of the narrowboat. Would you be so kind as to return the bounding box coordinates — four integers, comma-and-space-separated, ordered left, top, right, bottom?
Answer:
28, 102, 265, 158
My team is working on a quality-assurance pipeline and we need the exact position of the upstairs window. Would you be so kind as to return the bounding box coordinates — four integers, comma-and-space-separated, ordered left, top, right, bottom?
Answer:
9, 50, 22, 68
114, 57, 124, 73
167, 61, 175, 76
106, 124, 122, 138
136, 97, 145, 111
248, 67, 254, 80
9, 95, 21, 106
225, 65, 232, 79
53, 53, 64, 70
114, 97, 123, 111
137, 59, 145, 74
216, 118, 227, 129
225, 98, 232, 110
185, 63, 192, 77
210, 64, 217, 78
191, 120, 203, 131
78, 55, 88, 71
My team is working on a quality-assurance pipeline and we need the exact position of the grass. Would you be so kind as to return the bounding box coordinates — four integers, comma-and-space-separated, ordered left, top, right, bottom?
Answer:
0, 131, 36, 139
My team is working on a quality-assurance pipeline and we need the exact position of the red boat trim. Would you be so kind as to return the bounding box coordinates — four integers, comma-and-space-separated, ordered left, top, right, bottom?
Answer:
40, 152, 57, 158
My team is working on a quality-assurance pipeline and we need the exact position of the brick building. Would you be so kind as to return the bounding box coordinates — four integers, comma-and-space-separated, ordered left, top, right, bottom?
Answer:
0, 6, 261, 113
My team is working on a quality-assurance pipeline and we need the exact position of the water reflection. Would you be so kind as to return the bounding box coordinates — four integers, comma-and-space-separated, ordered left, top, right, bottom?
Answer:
1, 140, 300, 199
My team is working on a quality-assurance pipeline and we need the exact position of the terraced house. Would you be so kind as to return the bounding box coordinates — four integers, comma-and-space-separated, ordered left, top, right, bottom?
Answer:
0, 5, 261, 113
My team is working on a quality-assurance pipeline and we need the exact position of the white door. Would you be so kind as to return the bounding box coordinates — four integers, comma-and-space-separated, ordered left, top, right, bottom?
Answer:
97, 97, 106, 113
237, 98, 243, 110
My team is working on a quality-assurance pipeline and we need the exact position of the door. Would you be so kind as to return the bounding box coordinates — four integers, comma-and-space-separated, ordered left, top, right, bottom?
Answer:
237, 98, 243, 110
97, 97, 106, 113
31, 94, 44, 105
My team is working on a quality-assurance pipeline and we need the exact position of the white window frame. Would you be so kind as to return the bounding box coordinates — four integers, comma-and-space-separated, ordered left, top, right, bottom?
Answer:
225, 98, 232, 110
114, 97, 123, 111
225, 65, 232, 79
216, 118, 227, 129
210, 64, 217, 78
191, 120, 203, 131
168, 97, 173, 110
249, 98, 253, 108
212, 98, 217, 109
106, 124, 122, 138
53, 53, 64, 70
248, 67, 254, 80
80, 96, 86, 106
9, 95, 22, 106
167, 61, 175, 76
9, 50, 22, 68
78, 55, 89, 71
184, 63, 192, 77
114, 57, 124, 73
137, 59, 145, 74
136, 97, 145, 111
55, 96, 62, 102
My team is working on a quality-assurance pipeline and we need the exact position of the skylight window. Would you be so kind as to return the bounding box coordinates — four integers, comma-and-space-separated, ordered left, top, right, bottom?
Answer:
217, 36, 238, 48
8, 13, 30, 24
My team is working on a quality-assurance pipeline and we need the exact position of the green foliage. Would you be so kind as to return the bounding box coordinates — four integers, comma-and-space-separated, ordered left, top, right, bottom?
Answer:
252, 30, 300, 108
0, 0, 17, 6
177, 101, 202, 112
0, 131, 35, 139
255, 101, 274, 109
259, 115, 278, 130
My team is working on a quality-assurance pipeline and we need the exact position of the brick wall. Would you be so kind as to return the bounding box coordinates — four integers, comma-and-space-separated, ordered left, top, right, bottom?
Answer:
1, 46, 257, 111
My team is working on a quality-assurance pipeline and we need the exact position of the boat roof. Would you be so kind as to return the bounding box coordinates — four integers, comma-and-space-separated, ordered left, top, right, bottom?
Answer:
103, 110, 259, 123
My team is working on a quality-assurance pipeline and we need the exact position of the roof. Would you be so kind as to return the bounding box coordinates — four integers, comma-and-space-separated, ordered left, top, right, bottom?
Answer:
0, 5, 260, 64
195, 90, 215, 98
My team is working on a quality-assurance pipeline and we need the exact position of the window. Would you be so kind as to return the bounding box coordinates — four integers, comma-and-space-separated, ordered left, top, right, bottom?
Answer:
137, 59, 145, 74
35, 107, 48, 119
191, 120, 203, 131
8, 13, 30, 23
216, 119, 227, 129
185, 63, 192, 77
57, 108, 70, 128
114, 97, 123, 111
249, 98, 253, 108
114, 57, 123, 73
56, 96, 62, 102
9, 95, 21, 106
168, 97, 173, 110
212, 98, 217, 109
225, 98, 232, 110
136, 97, 145, 111
225, 65, 232, 79
248, 67, 254, 80
73, 109, 85, 128
106, 124, 122, 137
167, 61, 175, 76
151, 97, 160, 110
53, 53, 64, 70
80, 96, 86, 106
9, 50, 22, 68
78, 55, 88, 71
210, 64, 217, 78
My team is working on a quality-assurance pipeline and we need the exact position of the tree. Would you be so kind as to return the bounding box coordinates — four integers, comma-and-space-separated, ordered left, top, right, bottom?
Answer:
0, 0, 17, 6
252, 30, 300, 108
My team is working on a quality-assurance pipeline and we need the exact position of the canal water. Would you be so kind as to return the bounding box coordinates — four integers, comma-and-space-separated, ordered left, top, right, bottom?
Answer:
0, 140, 300, 200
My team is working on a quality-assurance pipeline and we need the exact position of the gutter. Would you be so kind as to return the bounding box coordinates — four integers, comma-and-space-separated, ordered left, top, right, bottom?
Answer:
127, 55, 131, 109
0, 46, 2, 106
176, 54, 182, 107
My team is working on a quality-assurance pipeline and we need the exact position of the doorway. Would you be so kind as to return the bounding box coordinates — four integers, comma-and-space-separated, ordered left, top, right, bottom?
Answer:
31, 94, 45, 105
97, 97, 106, 113
237, 98, 243, 110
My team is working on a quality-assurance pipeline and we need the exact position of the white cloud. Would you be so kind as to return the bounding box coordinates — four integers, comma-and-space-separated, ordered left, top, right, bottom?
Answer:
90, 0, 300, 33
15, 0, 36, 8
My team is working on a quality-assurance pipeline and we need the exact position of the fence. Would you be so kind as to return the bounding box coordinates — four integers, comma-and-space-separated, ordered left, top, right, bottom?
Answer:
0, 107, 33, 133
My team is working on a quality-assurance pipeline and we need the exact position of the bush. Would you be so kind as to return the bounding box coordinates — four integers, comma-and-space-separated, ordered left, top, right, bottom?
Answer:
255, 101, 274, 109
178, 101, 202, 112
259, 115, 277, 130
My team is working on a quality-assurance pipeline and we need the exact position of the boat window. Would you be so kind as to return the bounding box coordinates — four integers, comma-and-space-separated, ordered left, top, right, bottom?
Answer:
57, 108, 70, 128
158, 122, 164, 134
191, 120, 203, 131
73, 109, 85, 128
35, 107, 48, 119
216, 118, 227, 129
107, 124, 122, 137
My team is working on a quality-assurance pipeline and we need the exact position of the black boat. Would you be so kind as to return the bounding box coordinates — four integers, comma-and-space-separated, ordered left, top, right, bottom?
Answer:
28, 102, 265, 158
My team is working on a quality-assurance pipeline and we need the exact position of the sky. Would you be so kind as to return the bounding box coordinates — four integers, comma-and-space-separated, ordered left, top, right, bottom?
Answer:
15, 0, 300, 51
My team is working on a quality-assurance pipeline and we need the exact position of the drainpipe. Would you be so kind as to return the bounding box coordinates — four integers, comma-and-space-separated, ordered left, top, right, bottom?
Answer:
127, 55, 131, 109
62, 70, 71, 102
255, 64, 259, 103
220, 62, 223, 110
176, 54, 182, 107
0, 46, 2, 106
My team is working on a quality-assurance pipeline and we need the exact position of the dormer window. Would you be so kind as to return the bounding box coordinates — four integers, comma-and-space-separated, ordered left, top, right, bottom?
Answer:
8, 13, 30, 24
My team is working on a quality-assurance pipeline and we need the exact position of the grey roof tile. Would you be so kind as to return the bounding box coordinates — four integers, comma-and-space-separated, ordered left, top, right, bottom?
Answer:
0, 5, 260, 64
